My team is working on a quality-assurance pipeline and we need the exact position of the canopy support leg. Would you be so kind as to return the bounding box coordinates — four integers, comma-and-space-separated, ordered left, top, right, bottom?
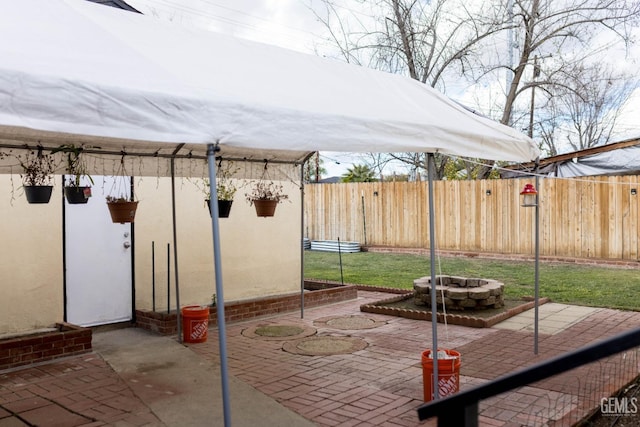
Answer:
170, 156, 181, 343
300, 165, 305, 318
427, 153, 439, 400
207, 144, 231, 427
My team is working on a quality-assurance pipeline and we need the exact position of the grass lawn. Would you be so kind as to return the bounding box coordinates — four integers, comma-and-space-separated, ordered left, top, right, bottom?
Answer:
304, 250, 640, 311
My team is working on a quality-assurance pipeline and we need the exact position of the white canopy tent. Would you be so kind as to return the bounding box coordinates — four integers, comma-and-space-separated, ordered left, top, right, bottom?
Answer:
0, 0, 538, 168
0, 1, 539, 424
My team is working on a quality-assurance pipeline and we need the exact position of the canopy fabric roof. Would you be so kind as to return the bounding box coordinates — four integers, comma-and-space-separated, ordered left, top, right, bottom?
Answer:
0, 0, 538, 177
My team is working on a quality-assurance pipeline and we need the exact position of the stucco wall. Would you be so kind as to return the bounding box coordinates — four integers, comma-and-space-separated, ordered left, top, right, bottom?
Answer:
133, 175, 302, 311
0, 169, 303, 334
0, 176, 64, 334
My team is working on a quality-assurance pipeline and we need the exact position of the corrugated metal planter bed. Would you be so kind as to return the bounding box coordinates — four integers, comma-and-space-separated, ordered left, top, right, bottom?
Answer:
310, 240, 361, 253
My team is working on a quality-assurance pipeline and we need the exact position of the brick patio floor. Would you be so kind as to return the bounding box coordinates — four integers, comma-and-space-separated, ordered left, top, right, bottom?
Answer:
0, 354, 162, 426
190, 291, 640, 426
1, 290, 639, 426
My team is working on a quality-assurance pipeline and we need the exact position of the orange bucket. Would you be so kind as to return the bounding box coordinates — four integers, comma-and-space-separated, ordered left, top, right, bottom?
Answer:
181, 305, 209, 343
421, 349, 461, 402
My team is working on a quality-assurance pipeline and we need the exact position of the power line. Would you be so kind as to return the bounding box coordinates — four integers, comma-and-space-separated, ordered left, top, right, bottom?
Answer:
132, 0, 331, 48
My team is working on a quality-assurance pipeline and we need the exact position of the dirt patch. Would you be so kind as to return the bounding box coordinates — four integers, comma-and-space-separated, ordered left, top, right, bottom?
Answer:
241, 323, 317, 341
282, 335, 368, 356
314, 315, 387, 330
361, 293, 550, 328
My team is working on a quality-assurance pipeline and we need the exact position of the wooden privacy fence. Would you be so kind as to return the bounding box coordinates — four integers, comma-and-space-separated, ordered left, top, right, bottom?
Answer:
303, 176, 640, 261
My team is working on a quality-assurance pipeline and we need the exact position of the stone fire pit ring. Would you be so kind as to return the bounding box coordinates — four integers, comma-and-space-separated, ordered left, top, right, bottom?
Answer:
414, 275, 505, 311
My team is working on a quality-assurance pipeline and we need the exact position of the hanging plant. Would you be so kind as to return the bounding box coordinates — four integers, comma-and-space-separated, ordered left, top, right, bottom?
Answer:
51, 144, 93, 204
193, 159, 240, 218
16, 147, 56, 204
106, 157, 138, 224
245, 163, 289, 217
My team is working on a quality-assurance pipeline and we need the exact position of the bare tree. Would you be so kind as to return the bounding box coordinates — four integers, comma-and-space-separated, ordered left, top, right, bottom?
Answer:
500, 0, 640, 128
564, 65, 636, 151
314, 0, 513, 179
314, 0, 510, 89
471, 0, 640, 175
534, 63, 637, 154
314, 0, 640, 178
303, 152, 327, 183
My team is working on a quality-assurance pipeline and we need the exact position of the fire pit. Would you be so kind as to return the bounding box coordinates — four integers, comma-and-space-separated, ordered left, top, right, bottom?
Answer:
414, 275, 504, 310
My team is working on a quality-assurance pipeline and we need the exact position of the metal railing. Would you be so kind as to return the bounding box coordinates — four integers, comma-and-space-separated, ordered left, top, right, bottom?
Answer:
417, 327, 640, 426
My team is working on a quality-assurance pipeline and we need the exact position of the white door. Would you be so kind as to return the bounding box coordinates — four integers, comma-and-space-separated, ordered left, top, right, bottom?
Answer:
65, 175, 133, 326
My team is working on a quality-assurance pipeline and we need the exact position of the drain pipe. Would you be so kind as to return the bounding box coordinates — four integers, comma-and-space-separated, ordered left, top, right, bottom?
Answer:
152, 241, 156, 312
167, 243, 170, 315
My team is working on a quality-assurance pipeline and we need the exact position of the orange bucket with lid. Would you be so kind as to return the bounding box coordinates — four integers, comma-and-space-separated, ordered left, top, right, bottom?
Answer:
181, 305, 209, 343
421, 349, 461, 402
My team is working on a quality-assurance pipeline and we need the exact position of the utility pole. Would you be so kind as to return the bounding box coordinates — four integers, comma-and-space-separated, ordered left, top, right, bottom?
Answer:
507, 0, 514, 97
528, 56, 540, 138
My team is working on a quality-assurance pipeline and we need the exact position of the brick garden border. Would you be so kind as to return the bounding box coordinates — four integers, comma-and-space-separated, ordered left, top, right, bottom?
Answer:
360, 293, 551, 328
136, 280, 358, 336
0, 322, 92, 371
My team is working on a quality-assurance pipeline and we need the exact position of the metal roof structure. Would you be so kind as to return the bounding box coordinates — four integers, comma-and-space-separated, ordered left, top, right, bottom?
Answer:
502, 137, 640, 178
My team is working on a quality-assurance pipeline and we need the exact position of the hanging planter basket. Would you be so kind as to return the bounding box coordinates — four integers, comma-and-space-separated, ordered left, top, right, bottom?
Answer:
64, 186, 92, 204
107, 200, 138, 224
244, 163, 288, 218
24, 185, 53, 204
16, 148, 56, 204
207, 199, 233, 218
252, 199, 278, 217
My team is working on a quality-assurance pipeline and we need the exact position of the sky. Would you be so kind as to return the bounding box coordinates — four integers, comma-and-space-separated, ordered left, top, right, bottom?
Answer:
126, 0, 640, 178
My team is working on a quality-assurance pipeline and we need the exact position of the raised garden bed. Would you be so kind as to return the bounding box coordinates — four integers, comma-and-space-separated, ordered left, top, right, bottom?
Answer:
0, 322, 92, 371
361, 292, 550, 328
136, 280, 357, 336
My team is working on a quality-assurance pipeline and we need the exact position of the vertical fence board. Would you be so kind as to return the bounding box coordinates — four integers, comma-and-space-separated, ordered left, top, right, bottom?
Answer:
304, 176, 640, 261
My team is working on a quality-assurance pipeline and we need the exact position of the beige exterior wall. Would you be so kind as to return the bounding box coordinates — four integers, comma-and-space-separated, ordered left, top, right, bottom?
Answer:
0, 176, 64, 334
0, 171, 302, 334
133, 176, 302, 311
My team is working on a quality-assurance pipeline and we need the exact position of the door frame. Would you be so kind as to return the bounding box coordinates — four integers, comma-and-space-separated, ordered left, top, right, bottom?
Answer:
62, 175, 136, 325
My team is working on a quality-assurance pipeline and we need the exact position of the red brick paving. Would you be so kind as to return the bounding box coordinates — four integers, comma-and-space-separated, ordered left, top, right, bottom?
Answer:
190, 291, 640, 426
0, 354, 163, 426
1, 290, 639, 426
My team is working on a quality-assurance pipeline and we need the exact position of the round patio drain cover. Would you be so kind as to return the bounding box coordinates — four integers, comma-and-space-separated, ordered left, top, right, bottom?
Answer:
282, 335, 368, 356
314, 315, 387, 330
241, 324, 316, 341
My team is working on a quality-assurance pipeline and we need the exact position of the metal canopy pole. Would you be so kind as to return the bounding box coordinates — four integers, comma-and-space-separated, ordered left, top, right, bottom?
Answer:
206, 144, 231, 427
534, 173, 540, 355
170, 155, 181, 343
427, 153, 439, 400
300, 165, 305, 319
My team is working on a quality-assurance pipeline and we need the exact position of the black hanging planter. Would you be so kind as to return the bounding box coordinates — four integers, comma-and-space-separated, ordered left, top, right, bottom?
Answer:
64, 186, 91, 204
207, 199, 233, 218
24, 186, 53, 204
